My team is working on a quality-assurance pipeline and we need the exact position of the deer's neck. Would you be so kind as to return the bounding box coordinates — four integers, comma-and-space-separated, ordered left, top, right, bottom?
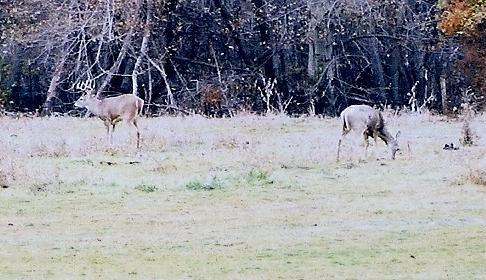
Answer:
86, 99, 103, 116
380, 128, 396, 145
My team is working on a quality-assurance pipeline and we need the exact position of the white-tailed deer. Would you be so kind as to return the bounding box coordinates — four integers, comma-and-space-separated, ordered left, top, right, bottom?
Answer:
74, 80, 144, 149
337, 105, 400, 161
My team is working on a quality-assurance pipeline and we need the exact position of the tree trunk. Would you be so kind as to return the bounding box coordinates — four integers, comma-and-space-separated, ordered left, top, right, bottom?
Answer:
132, 0, 152, 96
307, 43, 316, 79
146, 62, 153, 114
368, 38, 386, 100
212, 0, 250, 66
306, 0, 318, 80
322, 32, 336, 107
427, 53, 440, 109
163, 0, 180, 80
390, 46, 401, 104
251, 0, 276, 79
43, 55, 67, 114
440, 75, 449, 114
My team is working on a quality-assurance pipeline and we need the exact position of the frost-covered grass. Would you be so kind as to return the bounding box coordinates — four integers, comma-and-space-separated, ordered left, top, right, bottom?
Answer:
0, 112, 485, 279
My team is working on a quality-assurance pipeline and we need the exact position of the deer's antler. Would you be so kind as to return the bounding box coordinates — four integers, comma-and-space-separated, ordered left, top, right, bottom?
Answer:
86, 79, 95, 91
75, 80, 86, 91
75, 80, 95, 92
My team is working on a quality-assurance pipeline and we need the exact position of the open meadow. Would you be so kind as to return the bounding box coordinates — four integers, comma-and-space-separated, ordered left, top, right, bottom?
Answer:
0, 112, 485, 279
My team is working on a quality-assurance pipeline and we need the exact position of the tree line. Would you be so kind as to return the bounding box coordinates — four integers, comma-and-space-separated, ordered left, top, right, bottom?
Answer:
0, 0, 484, 116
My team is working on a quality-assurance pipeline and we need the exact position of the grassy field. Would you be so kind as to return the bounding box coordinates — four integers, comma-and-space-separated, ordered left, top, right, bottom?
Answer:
0, 112, 485, 279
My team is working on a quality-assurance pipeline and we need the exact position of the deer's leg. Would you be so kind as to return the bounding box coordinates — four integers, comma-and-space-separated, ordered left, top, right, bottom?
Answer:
363, 130, 370, 158
337, 139, 343, 162
103, 120, 111, 145
337, 129, 351, 162
111, 123, 116, 145
133, 119, 141, 149
376, 131, 388, 145
126, 118, 141, 149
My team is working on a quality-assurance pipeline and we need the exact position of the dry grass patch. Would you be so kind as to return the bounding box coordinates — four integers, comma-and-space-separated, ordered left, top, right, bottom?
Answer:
0, 112, 485, 279
465, 159, 486, 186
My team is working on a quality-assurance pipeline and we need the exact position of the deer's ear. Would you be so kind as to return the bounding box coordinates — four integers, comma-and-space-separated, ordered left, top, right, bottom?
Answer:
396, 130, 401, 139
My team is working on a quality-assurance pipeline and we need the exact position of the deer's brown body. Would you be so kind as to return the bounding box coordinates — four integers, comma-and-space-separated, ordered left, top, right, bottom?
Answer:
74, 81, 144, 148
337, 105, 400, 160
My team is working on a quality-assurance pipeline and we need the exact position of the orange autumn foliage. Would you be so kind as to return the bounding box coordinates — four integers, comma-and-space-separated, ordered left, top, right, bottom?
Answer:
439, 0, 486, 110
439, 0, 474, 34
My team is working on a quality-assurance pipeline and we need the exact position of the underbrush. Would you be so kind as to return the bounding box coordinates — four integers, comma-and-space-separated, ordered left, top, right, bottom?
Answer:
464, 159, 486, 186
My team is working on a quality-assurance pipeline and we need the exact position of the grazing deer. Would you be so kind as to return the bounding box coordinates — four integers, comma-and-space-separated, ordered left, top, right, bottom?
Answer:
337, 105, 400, 161
74, 80, 144, 149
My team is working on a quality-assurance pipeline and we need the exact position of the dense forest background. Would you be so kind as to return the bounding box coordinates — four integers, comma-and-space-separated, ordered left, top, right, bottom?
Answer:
0, 0, 484, 116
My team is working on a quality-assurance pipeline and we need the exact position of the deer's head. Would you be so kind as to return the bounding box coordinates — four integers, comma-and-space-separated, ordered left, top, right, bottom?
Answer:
74, 80, 97, 108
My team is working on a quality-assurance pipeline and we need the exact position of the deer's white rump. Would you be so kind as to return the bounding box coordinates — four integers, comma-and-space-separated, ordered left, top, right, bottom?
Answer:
337, 105, 400, 161
74, 80, 144, 149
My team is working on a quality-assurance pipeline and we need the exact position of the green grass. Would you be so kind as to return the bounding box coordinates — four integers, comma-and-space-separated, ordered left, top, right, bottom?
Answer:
135, 184, 158, 193
185, 178, 223, 191
0, 113, 485, 279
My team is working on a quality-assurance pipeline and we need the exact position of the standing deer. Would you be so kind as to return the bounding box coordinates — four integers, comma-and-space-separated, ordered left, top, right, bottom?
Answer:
337, 105, 400, 161
74, 80, 144, 149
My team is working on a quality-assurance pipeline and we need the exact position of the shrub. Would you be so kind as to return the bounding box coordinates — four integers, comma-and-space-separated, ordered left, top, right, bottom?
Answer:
460, 120, 476, 146
185, 178, 222, 191
246, 169, 273, 186
135, 184, 158, 193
